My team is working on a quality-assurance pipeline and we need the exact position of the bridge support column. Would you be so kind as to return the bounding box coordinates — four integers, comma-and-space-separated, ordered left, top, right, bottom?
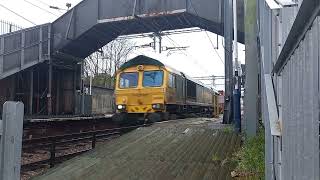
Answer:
47, 59, 52, 115
56, 72, 60, 115
29, 69, 33, 115
243, 0, 258, 136
223, 0, 234, 124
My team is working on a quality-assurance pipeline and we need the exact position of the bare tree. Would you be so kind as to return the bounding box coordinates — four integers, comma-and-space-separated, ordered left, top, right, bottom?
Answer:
84, 39, 134, 87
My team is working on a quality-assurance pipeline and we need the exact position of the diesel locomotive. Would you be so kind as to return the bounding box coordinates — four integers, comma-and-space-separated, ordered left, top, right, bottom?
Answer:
112, 55, 219, 123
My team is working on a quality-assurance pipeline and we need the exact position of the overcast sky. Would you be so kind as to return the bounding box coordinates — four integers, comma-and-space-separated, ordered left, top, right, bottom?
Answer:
0, 0, 245, 90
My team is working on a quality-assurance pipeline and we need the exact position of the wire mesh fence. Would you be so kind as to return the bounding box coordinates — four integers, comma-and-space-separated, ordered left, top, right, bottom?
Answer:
0, 20, 23, 35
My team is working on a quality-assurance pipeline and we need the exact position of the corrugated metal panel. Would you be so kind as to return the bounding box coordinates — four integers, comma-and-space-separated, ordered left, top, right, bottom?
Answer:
260, 0, 319, 179
280, 17, 320, 179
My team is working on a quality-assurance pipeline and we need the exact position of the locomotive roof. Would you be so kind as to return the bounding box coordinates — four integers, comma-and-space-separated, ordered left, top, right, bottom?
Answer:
119, 55, 165, 70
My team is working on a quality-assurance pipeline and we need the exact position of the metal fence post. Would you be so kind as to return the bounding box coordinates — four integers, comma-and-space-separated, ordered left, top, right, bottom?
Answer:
49, 141, 56, 168
0, 101, 24, 180
92, 132, 96, 149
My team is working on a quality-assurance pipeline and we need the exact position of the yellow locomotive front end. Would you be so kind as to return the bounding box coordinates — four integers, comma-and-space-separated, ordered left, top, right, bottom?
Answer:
113, 55, 219, 124
113, 57, 168, 123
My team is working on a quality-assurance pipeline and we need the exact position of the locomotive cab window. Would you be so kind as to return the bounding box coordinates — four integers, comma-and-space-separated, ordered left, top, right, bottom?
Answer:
119, 72, 138, 88
143, 70, 164, 87
169, 73, 176, 88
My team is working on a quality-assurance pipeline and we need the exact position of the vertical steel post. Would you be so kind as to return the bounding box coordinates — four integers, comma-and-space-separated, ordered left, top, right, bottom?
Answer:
47, 24, 52, 115
29, 69, 33, 115
223, 0, 234, 124
47, 59, 53, 115
233, 0, 241, 133
159, 35, 162, 54
49, 141, 56, 168
92, 133, 96, 149
89, 76, 92, 95
81, 62, 85, 115
56, 72, 60, 115
0, 37, 4, 76
153, 35, 156, 52
243, 0, 258, 136
9, 24, 12, 33
233, 0, 239, 73
73, 64, 77, 114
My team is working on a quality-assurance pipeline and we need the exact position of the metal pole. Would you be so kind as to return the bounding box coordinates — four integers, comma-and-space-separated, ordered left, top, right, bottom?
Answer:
159, 35, 162, 54
89, 76, 92, 95
9, 24, 12, 33
47, 59, 52, 115
29, 69, 33, 115
223, 0, 234, 124
153, 35, 156, 52
244, 0, 258, 136
233, 0, 241, 133
56, 72, 60, 115
73, 64, 77, 114
233, 0, 239, 74
81, 62, 85, 115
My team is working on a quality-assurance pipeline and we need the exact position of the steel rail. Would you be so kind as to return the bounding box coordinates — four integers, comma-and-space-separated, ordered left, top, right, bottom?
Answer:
21, 124, 144, 169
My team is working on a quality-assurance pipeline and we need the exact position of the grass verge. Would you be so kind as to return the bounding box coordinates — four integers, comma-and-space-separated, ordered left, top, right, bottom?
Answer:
232, 129, 265, 179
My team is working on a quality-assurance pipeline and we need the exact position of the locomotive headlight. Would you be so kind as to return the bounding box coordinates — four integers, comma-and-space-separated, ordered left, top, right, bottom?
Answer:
152, 104, 163, 109
117, 104, 126, 110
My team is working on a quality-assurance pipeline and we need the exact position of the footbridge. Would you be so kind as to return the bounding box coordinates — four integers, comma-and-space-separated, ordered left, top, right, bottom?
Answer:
0, 0, 244, 80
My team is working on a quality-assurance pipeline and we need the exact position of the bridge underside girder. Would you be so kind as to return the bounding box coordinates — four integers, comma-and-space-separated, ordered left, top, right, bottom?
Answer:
56, 12, 237, 59
52, 0, 244, 60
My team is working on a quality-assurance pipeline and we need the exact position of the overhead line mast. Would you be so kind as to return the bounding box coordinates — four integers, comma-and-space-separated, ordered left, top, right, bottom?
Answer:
233, 0, 241, 132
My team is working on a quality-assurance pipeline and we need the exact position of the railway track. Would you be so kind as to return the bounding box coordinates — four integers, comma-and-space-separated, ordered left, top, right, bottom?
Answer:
21, 124, 145, 178
20, 118, 187, 179
23, 117, 117, 139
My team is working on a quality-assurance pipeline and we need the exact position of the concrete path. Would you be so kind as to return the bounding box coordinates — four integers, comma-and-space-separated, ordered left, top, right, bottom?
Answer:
33, 118, 241, 180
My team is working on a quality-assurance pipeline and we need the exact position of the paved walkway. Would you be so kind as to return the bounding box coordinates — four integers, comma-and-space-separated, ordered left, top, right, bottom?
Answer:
34, 118, 241, 180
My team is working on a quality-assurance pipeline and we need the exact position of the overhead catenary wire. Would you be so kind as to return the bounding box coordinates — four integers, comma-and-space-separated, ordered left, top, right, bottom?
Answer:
142, 17, 212, 74
139, 17, 223, 88
24, 0, 59, 17
32, 0, 67, 13
164, 33, 212, 75
188, 0, 226, 65
0, 4, 37, 25
32, 0, 53, 8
